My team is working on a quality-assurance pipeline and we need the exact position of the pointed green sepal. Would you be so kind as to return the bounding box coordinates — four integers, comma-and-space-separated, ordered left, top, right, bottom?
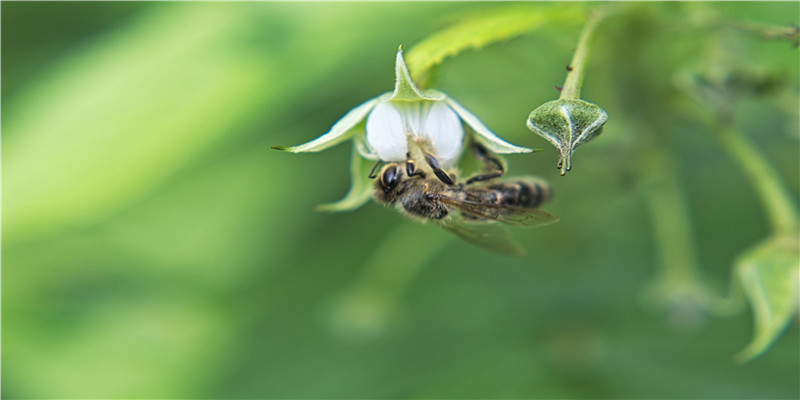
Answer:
316, 142, 375, 212
272, 96, 381, 153
733, 234, 800, 363
389, 46, 442, 102
526, 99, 608, 175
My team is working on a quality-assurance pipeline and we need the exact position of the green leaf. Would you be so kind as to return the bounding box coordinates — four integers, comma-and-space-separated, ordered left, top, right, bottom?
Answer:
272, 96, 381, 153
405, 4, 585, 79
734, 234, 800, 363
526, 98, 608, 175
316, 141, 375, 212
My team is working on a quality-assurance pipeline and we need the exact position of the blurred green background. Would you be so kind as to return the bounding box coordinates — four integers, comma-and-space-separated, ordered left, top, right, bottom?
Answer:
2, 2, 798, 398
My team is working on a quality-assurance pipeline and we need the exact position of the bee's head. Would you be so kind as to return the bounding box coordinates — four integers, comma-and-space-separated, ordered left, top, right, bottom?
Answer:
373, 163, 404, 204
378, 163, 401, 193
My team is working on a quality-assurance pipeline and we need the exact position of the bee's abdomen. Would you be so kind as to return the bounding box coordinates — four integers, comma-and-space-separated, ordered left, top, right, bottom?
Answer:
486, 178, 550, 209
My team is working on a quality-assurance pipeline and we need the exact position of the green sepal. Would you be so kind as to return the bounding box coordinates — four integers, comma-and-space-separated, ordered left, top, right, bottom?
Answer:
316, 142, 375, 212
526, 98, 608, 175
442, 94, 532, 154
733, 234, 800, 363
272, 96, 381, 153
389, 46, 442, 102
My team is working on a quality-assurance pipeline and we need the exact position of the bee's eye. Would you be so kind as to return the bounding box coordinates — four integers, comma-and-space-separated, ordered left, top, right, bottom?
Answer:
380, 165, 400, 192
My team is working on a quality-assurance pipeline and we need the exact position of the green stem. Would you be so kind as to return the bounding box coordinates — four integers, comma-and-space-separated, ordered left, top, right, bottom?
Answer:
715, 123, 799, 236
645, 168, 701, 286
560, 10, 609, 100
643, 159, 746, 316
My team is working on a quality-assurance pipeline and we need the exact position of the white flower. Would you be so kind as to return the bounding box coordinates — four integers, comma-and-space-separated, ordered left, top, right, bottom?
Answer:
275, 47, 531, 168
273, 46, 532, 211
365, 99, 463, 167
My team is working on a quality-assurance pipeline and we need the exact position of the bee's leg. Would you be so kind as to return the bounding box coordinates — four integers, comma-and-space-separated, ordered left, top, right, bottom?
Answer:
368, 160, 385, 179
405, 152, 425, 178
465, 142, 505, 184
465, 171, 503, 185
424, 152, 454, 185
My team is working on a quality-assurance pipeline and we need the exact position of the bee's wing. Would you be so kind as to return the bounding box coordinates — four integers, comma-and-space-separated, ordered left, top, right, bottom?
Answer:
437, 218, 524, 256
436, 195, 559, 227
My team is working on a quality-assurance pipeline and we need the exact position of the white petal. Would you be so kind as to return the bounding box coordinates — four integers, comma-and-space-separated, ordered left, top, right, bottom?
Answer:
399, 102, 423, 139
366, 102, 408, 162
444, 96, 532, 154
420, 101, 463, 167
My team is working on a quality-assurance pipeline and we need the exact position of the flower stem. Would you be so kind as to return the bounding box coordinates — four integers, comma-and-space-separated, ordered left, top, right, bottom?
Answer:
645, 169, 701, 287
559, 10, 610, 100
714, 122, 799, 236
641, 152, 741, 317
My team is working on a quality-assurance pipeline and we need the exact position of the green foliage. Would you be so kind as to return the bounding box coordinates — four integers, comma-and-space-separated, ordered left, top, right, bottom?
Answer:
2, 2, 799, 398
669, 16, 800, 360
405, 4, 586, 83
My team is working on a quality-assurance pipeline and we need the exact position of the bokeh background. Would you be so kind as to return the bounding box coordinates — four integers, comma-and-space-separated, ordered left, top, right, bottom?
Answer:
3, 2, 798, 398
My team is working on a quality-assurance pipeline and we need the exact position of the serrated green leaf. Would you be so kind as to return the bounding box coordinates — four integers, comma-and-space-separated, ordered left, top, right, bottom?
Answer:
316, 142, 375, 212
734, 234, 800, 363
526, 99, 608, 175
406, 4, 585, 79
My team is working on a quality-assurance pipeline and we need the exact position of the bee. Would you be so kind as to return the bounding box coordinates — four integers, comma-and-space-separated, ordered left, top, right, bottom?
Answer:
372, 143, 558, 255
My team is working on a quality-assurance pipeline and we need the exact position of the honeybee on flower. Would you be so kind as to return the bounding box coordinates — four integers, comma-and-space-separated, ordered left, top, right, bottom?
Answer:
273, 46, 557, 254
273, 46, 531, 191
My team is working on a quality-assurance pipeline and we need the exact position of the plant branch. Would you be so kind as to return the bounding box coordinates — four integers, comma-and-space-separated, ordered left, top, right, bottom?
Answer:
714, 122, 799, 236
560, 10, 610, 100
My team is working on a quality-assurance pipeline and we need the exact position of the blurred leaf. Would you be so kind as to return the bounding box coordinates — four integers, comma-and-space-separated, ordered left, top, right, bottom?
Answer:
2, 2, 434, 247
734, 234, 800, 362
3, 4, 274, 246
